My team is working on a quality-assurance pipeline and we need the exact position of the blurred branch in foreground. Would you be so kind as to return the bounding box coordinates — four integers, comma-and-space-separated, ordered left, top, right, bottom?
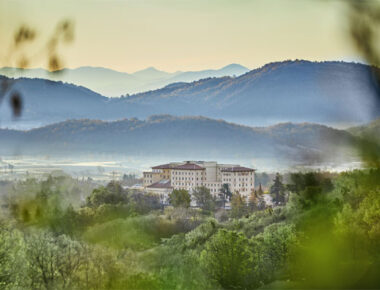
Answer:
0, 19, 74, 119
345, 0, 380, 168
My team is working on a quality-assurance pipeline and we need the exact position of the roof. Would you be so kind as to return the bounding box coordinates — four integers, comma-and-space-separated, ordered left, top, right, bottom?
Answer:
173, 163, 205, 170
147, 179, 172, 189
221, 166, 255, 172
152, 163, 174, 169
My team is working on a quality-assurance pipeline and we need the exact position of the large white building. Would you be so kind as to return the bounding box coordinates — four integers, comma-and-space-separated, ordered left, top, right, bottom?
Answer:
143, 161, 255, 201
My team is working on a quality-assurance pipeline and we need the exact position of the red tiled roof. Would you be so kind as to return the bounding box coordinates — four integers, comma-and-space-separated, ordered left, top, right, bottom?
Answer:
147, 180, 172, 188
173, 163, 205, 170
152, 163, 173, 169
221, 166, 255, 172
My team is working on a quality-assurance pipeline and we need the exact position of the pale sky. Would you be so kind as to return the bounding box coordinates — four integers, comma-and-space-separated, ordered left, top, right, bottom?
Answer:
0, 0, 359, 73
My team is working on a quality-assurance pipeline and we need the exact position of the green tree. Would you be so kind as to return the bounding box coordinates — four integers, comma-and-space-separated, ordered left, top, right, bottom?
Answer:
192, 186, 215, 211
270, 173, 285, 205
259, 223, 298, 281
231, 192, 248, 218
168, 189, 191, 208
200, 229, 252, 289
86, 181, 128, 208
287, 172, 333, 209
0, 224, 27, 289
25, 232, 85, 289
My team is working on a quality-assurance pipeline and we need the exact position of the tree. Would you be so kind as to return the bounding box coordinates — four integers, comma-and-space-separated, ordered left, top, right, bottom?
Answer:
86, 181, 128, 208
270, 173, 285, 205
255, 183, 267, 210
219, 183, 232, 209
192, 186, 215, 211
128, 192, 162, 214
25, 232, 85, 289
248, 190, 258, 212
200, 229, 253, 289
0, 224, 27, 289
287, 172, 333, 209
248, 184, 264, 211
258, 223, 298, 283
230, 191, 248, 218
168, 189, 191, 208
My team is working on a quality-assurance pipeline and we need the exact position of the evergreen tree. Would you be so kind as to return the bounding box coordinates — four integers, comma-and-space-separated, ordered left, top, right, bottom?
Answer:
270, 173, 285, 205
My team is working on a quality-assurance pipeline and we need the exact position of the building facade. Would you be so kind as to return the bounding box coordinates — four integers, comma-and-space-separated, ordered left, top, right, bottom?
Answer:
143, 161, 255, 200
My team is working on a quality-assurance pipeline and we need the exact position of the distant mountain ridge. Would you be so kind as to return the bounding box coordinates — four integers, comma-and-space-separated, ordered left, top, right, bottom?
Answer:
0, 63, 249, 97
1, 60, 379, 129
0, 115, 359, 167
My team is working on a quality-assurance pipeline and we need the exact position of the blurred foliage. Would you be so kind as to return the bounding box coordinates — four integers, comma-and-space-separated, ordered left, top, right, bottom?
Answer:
345, 0, 380, 169
0, 19, 74, 120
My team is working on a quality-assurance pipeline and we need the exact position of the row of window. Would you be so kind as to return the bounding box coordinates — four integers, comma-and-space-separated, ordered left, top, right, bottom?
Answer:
173, 171, 203, 176
223, 178, 252, 182
173, 177, 204, 181
172, 185, 221, 193
223, 172, 252, 176
174, 183, 201, 187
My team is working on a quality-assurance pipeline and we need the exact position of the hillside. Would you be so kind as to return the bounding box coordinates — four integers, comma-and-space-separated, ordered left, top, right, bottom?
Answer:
1, 60, 379, 129
117, 60, 380, 126
0, 64, 249, 97
0, 76, 108, 129
348, 118, 380, 142
0, 115, 358, 166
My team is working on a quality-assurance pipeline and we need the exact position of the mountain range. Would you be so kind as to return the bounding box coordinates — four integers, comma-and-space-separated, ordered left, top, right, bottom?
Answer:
0, 64, 249, 97
1, 60, 379, 129
0, 115, 361, 168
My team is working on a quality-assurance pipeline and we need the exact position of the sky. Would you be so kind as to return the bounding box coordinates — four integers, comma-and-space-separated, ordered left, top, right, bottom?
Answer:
0, 0, 360, 73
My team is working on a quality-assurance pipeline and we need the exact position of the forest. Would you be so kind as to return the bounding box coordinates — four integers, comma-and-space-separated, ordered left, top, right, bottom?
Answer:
1, 168, 379, 289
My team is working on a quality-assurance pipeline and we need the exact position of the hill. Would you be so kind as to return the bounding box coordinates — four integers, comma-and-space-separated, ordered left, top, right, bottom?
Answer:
0, 64, 249, 97
118, 60, 380, 127
348, 118, 380, 142
0, 76, 108, 129
0, 115, 359, 167
1, 60, 379, 129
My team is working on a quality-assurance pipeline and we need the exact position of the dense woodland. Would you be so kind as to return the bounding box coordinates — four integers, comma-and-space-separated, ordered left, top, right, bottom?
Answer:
1, 168, 379, 289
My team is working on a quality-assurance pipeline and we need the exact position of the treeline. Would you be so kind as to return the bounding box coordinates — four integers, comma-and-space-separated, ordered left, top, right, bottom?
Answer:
0, 169, 380, 289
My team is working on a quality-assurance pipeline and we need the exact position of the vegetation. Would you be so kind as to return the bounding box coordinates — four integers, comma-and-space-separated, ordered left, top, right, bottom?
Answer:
0, 168, 380, 289
270, 173, 286, 205
168, 189, 191, 208
192, 186, 215, 212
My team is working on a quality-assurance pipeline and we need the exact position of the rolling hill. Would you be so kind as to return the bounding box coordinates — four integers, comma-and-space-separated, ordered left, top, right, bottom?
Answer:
0, 115, 359, 167
0, 64, 249, 97
1, 60, 379, 129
